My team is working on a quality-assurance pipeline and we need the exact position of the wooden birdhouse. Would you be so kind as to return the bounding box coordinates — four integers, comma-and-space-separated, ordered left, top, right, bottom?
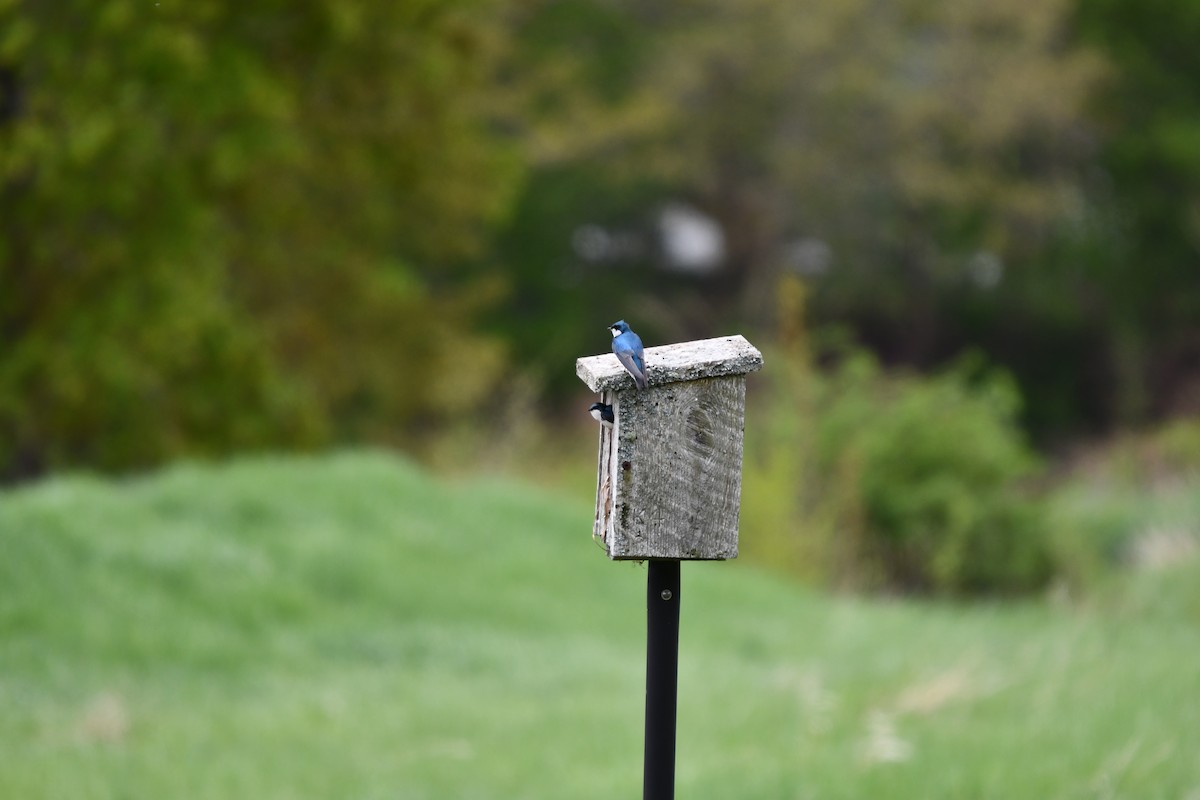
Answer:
576, 335, 764, 561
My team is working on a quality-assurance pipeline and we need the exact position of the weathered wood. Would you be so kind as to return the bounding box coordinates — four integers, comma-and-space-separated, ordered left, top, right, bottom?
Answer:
580, 334, 762, 561
576, 334, 763, 393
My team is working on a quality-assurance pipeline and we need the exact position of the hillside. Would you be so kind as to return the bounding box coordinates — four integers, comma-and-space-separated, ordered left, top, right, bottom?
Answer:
1, 452, 1197, 799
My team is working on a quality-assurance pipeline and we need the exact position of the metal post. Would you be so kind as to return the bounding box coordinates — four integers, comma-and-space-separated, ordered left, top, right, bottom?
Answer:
643, 559, 681, 800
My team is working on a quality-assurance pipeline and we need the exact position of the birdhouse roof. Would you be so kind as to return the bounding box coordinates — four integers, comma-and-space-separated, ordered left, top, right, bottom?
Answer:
576, 334, 764, 393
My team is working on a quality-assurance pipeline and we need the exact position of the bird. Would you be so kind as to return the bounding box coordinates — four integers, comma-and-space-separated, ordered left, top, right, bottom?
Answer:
609, 320, 648, 390
588, 402, 614, 428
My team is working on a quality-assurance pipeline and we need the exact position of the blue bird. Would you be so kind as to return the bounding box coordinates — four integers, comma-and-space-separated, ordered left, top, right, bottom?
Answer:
609, 320, 648, 390
588, 402, 615, 428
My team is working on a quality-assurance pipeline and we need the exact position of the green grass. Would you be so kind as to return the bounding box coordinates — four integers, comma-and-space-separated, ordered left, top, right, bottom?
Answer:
2, 451, 1198, 799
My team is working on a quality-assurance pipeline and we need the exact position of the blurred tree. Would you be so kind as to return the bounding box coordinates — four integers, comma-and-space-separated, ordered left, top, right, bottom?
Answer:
642, 0, 1102, 339
0, 0, 517, 479
1073, 0, 1200, 423
491, 0, 1105, 417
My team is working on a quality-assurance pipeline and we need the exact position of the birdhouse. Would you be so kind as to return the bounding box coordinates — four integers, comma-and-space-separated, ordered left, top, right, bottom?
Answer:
576, 335, 764, 560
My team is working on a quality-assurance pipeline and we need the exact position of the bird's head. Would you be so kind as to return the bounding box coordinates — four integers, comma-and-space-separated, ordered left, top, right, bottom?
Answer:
588, 402, 607, 413
609, 320, 630, 337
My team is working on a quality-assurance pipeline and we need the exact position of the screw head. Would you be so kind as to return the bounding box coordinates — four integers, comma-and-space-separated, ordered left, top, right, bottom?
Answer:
660, 589, 673, 601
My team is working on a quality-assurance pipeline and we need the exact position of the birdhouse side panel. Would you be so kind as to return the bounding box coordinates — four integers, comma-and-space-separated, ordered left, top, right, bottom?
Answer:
593, 391, 617, 549
608, 377, 744, 560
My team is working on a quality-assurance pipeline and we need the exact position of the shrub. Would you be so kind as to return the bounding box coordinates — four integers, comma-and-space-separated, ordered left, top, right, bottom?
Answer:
744, 348, 1054, 595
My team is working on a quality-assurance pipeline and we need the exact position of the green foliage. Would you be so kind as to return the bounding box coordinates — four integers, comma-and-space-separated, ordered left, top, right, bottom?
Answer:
987, 0, 1200, 431
745, 302, 1052, 595
489, 0, 1136, 443
834, 356, 1052, 594
0, 0, 518, 479
3, 0, 1196, 483
1076, 0, 1200, 320
2, 453, 1200, 798
499, 0, 1099, 313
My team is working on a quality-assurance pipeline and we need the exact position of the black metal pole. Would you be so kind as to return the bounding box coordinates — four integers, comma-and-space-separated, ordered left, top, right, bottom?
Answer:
643, 559, 681, 800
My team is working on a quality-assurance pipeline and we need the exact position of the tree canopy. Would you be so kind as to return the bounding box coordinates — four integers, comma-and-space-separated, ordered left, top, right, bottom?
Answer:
1, 0, 517, 477
1, 0, 1196, 478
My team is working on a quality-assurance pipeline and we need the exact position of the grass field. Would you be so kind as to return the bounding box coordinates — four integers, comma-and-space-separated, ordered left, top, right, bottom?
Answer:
1, 451, 1198, 799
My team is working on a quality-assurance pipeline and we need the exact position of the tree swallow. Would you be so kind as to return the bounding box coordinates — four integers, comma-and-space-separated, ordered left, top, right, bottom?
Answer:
588, 402, 614, 428
609, 320, 648, 390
